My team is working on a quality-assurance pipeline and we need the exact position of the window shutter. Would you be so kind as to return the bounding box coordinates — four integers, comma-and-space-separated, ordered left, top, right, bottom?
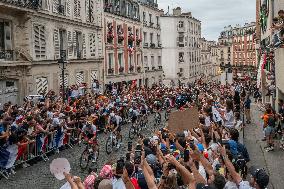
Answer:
73, 31, 77, 57
4, 22, 12, 50
89, 33, 96, 56
86, 0, 94, 22
97, 32, 103, 57
82, 33, 86, 58
59, 73, 69, 87
185, 36, 188, 47
54, 29, 60, 59
36, 77, 48, 95
34, 24, 46, 59
52, 0, 59, 13
74, 0, 81, 18
66, 0, 71, 16
67, 30, 73, 58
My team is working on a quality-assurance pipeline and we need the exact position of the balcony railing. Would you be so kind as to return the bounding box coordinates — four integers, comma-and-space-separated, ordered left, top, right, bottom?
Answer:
143, 43, 148, 48
150, 43, 155, 48
108, 68, 114, 75
158, 66, 162, 70
0, 50, 14, 61
1, 0, 41, 10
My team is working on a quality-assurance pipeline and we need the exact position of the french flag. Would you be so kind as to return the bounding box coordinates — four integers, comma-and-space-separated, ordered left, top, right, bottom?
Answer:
0, 144, 18, 169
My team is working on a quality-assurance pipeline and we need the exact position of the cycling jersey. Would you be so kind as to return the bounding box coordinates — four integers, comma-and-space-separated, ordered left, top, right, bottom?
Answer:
82, 124, 97, 139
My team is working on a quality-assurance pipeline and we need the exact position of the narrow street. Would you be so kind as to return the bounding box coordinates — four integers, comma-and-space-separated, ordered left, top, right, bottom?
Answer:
0, 114, 165, 189
244, 104, 284, 189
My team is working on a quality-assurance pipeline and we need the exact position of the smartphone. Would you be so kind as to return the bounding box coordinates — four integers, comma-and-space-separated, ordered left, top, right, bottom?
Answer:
128, 142, 133, 151
136, 144, 142, 151
116, 159, 124, 175
184, 149, 190, 162
126, 152, 131, 161
134, 150, 142, 164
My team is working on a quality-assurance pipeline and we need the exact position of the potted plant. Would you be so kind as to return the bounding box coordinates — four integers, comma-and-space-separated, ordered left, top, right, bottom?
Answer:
136, 39, 141, 46
107, 32, 114, 43
119, 67, 124, 73
118, 35, 124, 43
108, 68, 114, 74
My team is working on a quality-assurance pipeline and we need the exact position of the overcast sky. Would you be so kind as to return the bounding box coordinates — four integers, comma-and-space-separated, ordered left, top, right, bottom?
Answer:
158, 0, 256, 41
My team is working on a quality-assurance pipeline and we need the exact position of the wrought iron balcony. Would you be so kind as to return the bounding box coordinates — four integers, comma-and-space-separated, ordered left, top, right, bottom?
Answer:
1, 0, 41, 10
0, 50, 14, 61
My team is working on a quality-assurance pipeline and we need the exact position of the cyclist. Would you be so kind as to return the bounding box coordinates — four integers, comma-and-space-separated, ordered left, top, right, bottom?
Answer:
140, 103, 148, 127
108, 112, 123, 148
79, 121, 98, 163
153, 98, 162, 121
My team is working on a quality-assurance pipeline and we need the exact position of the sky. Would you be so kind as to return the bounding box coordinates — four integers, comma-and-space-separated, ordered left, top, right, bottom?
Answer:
158, 0, 256, 41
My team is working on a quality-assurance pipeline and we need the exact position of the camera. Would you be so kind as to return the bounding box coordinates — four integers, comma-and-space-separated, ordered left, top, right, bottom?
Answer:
184, 149, 190, 162
116, 158, 125, 175
128, 141, 132, 151
134, 150, 142, 164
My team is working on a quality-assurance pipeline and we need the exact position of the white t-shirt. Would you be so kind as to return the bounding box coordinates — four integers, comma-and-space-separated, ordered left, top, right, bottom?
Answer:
205, 116, 211, 127
112, 178, 126, 189
239, 181, 255, 189
224, 181, 238, 189
224, 110, 234, 128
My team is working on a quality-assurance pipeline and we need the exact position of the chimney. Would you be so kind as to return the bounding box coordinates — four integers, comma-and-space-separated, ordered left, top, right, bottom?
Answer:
173, 7, 181, 16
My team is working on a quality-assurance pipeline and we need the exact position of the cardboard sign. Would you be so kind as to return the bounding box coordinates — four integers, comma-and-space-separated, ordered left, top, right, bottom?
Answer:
168, 108, 200, 133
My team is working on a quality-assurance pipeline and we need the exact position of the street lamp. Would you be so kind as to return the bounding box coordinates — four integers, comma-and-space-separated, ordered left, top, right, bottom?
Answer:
58, 50, 67, 102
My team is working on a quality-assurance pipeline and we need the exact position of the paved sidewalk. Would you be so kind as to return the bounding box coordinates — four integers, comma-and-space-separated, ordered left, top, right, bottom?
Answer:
243, 104, 284, 189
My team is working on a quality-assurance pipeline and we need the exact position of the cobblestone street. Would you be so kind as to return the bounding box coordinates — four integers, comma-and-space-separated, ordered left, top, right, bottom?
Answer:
0, 114, 165, 189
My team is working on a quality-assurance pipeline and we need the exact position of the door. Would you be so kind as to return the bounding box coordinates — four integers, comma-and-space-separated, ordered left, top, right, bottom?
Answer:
0, 80, 18, 108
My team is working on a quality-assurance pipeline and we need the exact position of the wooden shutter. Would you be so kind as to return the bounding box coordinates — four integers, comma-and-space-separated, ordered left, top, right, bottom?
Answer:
52, 0, 59, 13
73, 31, 77, 57
34, 24, 46, 59
82, 33, 86, 58
66, 0, 71, 16
54, 29, 60, 59
74, 0, 81, 18
59, 73, 69, 87
36, 77, 48, 95
89, 33, 96, 56
97, 32, 103, 57
67, 30, 73, 58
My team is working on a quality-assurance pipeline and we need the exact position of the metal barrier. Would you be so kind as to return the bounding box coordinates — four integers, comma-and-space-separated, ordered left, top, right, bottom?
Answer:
0, 128, 82, 180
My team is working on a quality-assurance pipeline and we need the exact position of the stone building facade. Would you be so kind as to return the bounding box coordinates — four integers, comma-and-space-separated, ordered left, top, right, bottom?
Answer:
140, 0, 163, 87
200, 38, 219, 81
160, 7, 201, 87
0, 0, 104, 106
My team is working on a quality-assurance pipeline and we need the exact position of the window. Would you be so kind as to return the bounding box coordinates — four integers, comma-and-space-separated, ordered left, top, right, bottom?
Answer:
143, 12, 146, 22
143, 32, 147, 43
34, 24, 46, 59
151, 56, 154, 67
156, 16, 159, 26
150, 33, 153, 43
149, 14, 152, 23
6, 81, 14, 87
144, 56, 148, 67
157, 34, 160, 44
158, 56, 161, 66
179, 52, 184, 63
0, 20, 12, 60
178, 21, 184, 28
118, 53, 123, 67
74, 31, 82, 58
89, 33, 96, 56
108, 53, 113, 68
137, 54, 140, 65
129, 54, 133, 67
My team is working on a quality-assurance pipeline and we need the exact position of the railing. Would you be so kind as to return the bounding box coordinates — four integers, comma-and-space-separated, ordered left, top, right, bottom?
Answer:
143, 43, 148, 48
108, 68, 114, 75
0, 50, 14, 61
150, 43, 155, 48
158, 66, 162, 70
1, 0, 41, 9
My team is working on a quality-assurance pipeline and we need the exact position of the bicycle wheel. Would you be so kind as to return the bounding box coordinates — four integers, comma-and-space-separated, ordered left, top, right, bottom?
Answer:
105, 137, 113, 154
79, 149, 90, 170
129, 125, 136, 139
93, 145, 100, 163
